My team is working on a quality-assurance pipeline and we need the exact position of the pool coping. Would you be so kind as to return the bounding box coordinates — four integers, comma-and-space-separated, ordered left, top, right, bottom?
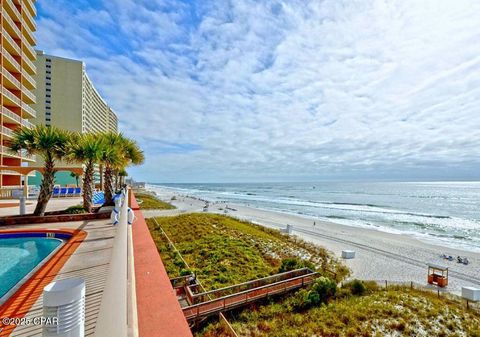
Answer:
0, 229, 86, 336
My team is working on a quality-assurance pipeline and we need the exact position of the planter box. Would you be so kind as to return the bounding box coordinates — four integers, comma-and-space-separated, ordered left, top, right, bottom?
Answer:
0, 211, 110, 226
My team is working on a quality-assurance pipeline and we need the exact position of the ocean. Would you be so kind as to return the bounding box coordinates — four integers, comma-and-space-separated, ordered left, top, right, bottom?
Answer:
148, 181, 480, 252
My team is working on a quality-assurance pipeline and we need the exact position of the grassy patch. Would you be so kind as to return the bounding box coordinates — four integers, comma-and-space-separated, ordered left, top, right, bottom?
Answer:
147, 213, 348, 290
134, 191, 175, 210
199, 286, 480, 337
64, 205, 88, 214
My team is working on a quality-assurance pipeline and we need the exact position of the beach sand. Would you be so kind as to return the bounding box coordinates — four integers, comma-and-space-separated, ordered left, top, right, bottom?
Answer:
145, 187, 480, 294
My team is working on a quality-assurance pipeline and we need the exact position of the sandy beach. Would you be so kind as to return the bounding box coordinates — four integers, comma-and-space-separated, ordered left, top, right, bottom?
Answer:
144, 187, 480, 294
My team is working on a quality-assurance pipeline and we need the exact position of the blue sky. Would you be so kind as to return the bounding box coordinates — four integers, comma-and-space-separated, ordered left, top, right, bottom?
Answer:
36, 0, 480, 182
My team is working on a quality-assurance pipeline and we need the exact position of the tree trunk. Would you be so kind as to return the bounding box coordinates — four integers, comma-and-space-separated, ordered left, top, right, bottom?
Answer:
83, 162, 94, 213
114, 173, 119, 191
103, 165, 115, 206
34, 159, 55, 216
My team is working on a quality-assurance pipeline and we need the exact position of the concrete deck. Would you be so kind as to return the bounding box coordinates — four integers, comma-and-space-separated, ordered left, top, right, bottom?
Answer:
0, 218, 116, 337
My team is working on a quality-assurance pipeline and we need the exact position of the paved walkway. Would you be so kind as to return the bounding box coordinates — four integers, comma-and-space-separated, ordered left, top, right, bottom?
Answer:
0, 218, 115, 337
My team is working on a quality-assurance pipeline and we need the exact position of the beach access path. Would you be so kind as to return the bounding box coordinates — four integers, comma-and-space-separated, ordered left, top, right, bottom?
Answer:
145, 188, 480, 295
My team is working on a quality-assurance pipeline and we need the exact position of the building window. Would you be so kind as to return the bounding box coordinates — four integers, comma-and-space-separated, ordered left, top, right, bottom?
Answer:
46, 106, 51, 110
46, 65, 51, 68
46, 88, 51, 92
46, 58, 51, 62
46, 76, 51, 80
46, 100, 51, 104
46, 94, 51, 98
46, 70, 51, 74
46, 82, 51, 86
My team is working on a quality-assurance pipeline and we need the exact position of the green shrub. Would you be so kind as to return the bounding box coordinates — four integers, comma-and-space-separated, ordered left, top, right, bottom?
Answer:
64, 205, 87, 214
278, 258, 314, 273
299, 277, 337, 308
349, 279, 366, 296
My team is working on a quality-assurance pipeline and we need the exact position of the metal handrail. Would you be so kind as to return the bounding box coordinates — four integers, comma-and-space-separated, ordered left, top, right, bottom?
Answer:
2, 87, 21, 106
1, 67, 21, 89
22, 102, 36, 117
1, 46, 21, 71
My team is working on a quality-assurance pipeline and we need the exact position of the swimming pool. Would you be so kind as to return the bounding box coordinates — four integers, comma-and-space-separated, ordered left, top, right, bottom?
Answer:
0, 232, 70, 304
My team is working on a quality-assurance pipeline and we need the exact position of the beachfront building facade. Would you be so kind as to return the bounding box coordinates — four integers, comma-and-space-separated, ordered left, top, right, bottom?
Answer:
30, 51, 118, 185
0, 0, 37, 190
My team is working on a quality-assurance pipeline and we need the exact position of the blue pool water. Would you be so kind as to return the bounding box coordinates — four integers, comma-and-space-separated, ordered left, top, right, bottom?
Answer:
0, 237, 62, 300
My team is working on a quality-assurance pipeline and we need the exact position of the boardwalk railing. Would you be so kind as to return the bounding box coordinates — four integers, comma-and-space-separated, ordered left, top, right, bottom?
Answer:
183, 268, 317, 322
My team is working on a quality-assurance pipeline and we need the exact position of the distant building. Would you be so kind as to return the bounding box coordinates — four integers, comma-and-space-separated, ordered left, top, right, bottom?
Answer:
0, 0, 37, 189
33, 51, 118, 133
30, 51, 118, 186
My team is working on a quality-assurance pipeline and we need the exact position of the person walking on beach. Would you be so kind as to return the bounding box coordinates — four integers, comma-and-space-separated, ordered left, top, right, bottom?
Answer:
313, 221, 316, 227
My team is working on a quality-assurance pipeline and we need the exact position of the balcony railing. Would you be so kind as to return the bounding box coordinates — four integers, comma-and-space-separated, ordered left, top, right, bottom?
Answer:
22, 41, 36, 60
1, 106, 22, 124
21, 20, 36, 46
1, 145, 36, 162
22, 87, 36, 104
21, 118, 34, 129
2, 8, 22, 39
2, 88, 21, 107
21, 70, 35, 89
1, 67, 21, 90
4, 0, 21, 23
22, 103, 36, 118
23, 0, 37, 20
2, 28, 22, 56
1, 126, 15, 138
1, 47, 21, 73
22, 54, 36, 74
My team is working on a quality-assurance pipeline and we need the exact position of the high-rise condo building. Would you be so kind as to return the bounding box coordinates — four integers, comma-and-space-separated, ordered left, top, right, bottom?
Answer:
30, 51, 118, 186
33, 51, 118, 134
0, 0, 37, 189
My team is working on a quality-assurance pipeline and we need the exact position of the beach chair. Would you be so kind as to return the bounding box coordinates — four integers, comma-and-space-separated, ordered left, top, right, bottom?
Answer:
67, 187, 75, 197
74, 187, 82, 197
59, 187, 67, 197
52, 186, 60, 198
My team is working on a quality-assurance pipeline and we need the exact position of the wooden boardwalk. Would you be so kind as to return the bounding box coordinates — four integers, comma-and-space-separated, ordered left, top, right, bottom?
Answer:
177, 268, 317, 323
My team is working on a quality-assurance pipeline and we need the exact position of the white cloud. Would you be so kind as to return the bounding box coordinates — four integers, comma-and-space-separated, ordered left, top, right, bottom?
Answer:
36, 0, 480, 182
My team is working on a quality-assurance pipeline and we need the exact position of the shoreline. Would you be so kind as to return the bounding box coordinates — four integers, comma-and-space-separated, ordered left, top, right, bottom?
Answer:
144, 186, 480, 294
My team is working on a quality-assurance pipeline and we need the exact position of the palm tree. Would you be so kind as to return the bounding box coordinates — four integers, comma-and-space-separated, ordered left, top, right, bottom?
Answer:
118, 168, 128, 187
67, 133, 103, 212
9, 125, 72, 216
99, 132, 144, 205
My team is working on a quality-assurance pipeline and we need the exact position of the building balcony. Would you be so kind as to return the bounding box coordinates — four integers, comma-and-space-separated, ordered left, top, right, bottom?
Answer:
21, 69, 35, 89
4, 0, 21, 24
1, 125, 16, 139
0, 145, 36, 162
22, 103, 36, 118
1, 88, 22, 108
23, 0, 37, 22
2, 8, 22, 39
1, 47, 21, 73
1, 67, 21, 91
22, 87, 35, 104
1, 106, 22, 125
22, 22, 36, 46
21, 117, 34, 129
22, 53, 36, 74
2, 29, 22, 56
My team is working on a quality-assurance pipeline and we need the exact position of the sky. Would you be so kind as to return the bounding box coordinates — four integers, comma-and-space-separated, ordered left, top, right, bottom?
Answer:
36, 0, 480, 183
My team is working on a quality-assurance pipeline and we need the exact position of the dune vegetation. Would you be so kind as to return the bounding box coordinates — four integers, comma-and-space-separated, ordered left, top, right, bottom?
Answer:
199, 282, 480, 337
134, 191, 175, 210
147, 213, 348, 290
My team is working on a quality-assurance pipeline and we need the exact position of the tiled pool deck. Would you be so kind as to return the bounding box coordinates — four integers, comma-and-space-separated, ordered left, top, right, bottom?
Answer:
0, 218, 115, 337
